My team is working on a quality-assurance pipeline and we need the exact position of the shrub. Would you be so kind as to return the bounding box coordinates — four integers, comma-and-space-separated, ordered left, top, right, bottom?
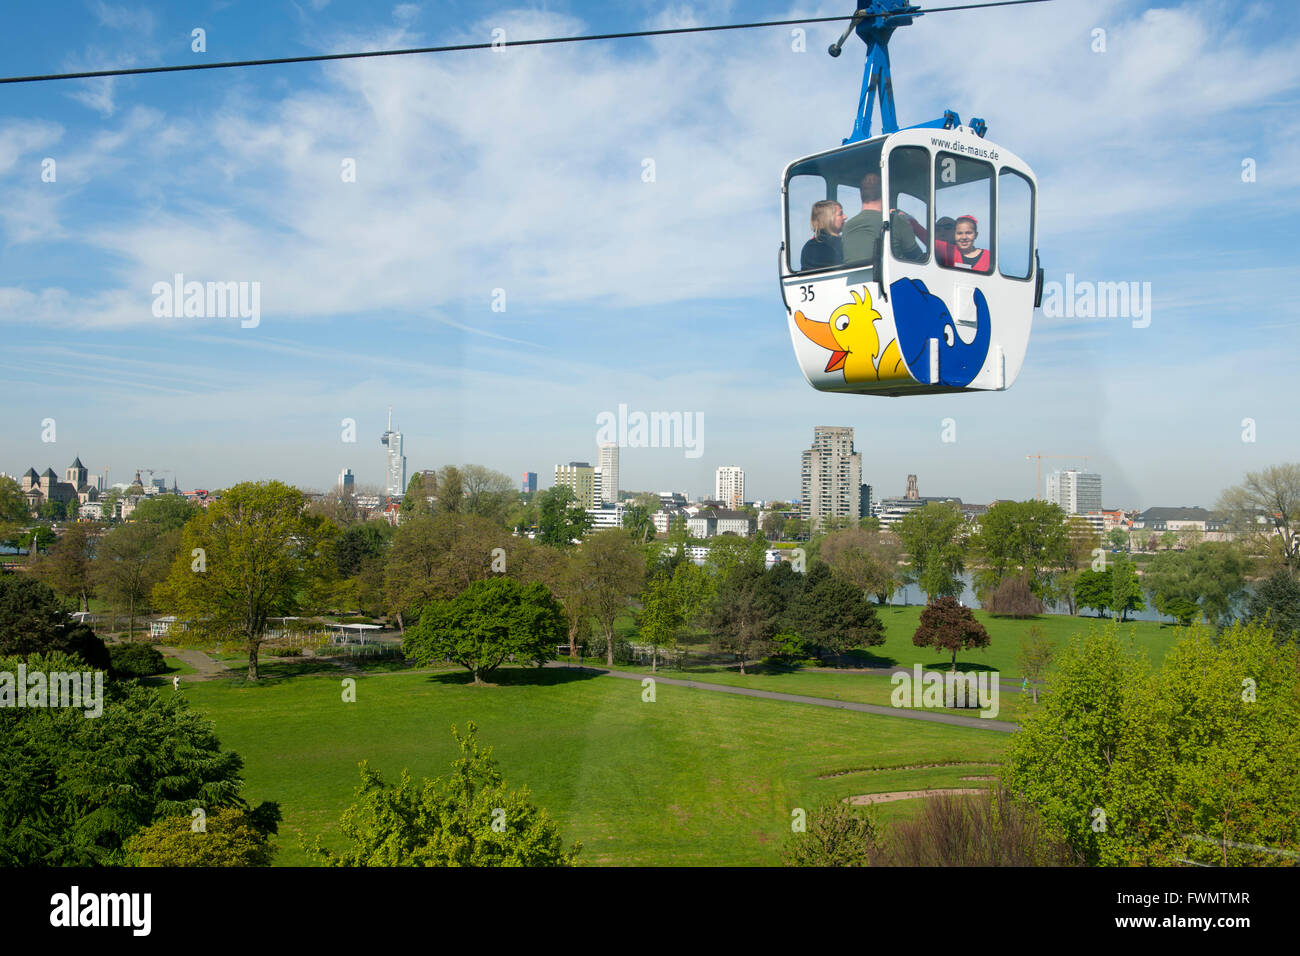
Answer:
780, 801, 880, 867
109, 642, 167, 677
984, 577, 1044, 618
127, 807, 276, 867
875, 787, 1078, 866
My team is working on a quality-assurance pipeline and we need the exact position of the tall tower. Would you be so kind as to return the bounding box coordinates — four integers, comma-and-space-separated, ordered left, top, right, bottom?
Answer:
380, 406, 406, 496
597, 442, 619, 505
800, 427, 862, 531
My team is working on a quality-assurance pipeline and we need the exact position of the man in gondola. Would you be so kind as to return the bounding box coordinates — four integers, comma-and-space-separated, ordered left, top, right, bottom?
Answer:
841, 171, 885, 265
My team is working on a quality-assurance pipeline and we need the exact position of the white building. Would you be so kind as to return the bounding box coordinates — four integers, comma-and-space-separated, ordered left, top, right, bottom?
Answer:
338, 467, 355, 493
597, 443, 620, 505
715, 466, 745, 510
1046, 469, 1103, 514
586, 502, 625, 531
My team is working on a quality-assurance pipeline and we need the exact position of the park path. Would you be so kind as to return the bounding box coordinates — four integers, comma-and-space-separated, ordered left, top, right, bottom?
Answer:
544, 663, 1018, 733
157, 646, 229, 681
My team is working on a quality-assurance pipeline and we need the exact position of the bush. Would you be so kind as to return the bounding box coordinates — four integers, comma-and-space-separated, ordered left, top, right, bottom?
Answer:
780, 801, 880, 867
127, 807, 276, 867
109, 642, 167, 677
984, 577, 1044, 617
875, 787, 1078, 866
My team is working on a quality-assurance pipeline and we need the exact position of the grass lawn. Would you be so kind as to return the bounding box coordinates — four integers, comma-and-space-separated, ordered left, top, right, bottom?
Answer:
184, 666, 1010, 866
160, 654, 197, 676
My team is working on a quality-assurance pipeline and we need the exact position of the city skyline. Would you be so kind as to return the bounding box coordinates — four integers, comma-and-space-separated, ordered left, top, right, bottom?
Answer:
0, 2, 1294, 511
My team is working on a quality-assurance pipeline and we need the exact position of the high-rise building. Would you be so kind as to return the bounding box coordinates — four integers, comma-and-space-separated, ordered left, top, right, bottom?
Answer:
715, 466, 745, 510
1046, 469, 1103, 514
521, 472, 538, 494
338, 468, 355, 493
860, 483, 873, 518
597, 443, 619, 505
800, 426, 862, 531
380, 406, 406, 496
555, 462, 596, 510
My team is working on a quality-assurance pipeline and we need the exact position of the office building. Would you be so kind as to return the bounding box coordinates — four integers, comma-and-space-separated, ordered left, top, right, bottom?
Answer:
555, 462, 596, 510
1046, 469, 1103, 514
338, 468, 354, 493
521, 472, 538, 494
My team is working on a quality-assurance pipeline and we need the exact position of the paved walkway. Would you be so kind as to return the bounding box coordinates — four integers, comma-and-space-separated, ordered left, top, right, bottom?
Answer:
544, 663, 1017, 733
157, 646, 230, 680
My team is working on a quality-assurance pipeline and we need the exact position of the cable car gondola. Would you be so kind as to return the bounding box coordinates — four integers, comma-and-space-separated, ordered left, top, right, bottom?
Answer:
780, 2, 1044, 397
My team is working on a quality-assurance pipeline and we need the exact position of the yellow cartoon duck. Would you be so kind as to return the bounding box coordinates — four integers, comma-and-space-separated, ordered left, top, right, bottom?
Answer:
794, 287, 906, 383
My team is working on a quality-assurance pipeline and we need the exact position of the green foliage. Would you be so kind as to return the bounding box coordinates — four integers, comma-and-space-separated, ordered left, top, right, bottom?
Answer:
969, 500, 1070, 601
1108, 555, 1145, 622
1073, 567, 1111, 616
637, 559, 712, 666
1016, 626, 1053, 703
0, 654, 247, 866
404, 577, 564, 684
109, 642, 167, 678
896, 503, 966, 602
912, 595, 990, 671
780, 801, 879, 867
0, 475, 29, 534
130, 495, 199, 531
536, 485, 591, 548
706, 564, 782, 673
401, 472, 434, 518
1247, 569, 1300, 644
154, 481, 336, 680
819, 527, 903, 603
573, 528, 646, 666
312, 723, 580, 866
335, 520, 393, 578
127, 806, 276, 866
1145, 544, 1250, 627
30, 521, 97, 611
621, 503, 655, 544
785, 562, 884, 661
1004, 623, 1300, 866
0, 575, 109, 669
95, 521, 178, 636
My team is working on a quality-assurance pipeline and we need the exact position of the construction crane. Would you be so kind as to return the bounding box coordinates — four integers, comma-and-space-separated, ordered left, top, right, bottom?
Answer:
1025, 452, 1089, 501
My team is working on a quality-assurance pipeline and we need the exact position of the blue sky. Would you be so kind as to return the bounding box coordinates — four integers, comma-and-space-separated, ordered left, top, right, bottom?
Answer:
1, 0, 1297, 509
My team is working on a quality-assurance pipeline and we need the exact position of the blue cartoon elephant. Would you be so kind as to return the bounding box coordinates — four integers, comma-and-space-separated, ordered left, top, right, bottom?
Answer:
889, 278, 991, 387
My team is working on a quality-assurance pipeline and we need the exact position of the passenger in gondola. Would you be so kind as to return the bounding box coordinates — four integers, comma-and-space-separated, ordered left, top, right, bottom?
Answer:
800, 200, 846, 271
841, 172, 884, 264
894, 212, 991, 272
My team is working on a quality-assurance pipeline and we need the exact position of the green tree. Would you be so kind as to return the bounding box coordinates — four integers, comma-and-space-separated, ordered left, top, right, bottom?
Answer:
382, 513, 507, 629
459, 464, 515, 523
335, 520, 394, 578
403, 577, 564, 685
312, 723, 580, 866
1106, 528, 1129, 552
0, 576, 109, 669
780, 801, 880, 867
31, 521, 99, 611
95, 521, 178, 638
1016, 626, 1053, 703
896, 503, 967, 602
1108, 555, 1145, 622
785, 562, 884, 662
536, 485, 591, 549
912, 595, 990, 672
1004, 623, 1300, 866
1073, 567, 1111, 616
127, 806, 277, 866
0, 654, 250, 865
401, 472, 434, 518
98, 488, 123, 523
130, 494, 199, 531
154, 481, 335, 681
707, 564, 782, 674
968, 500, 1070, 601
1143, 549, 1200, 625
0, 476, 29, 542
621, 504, 655, 544
1246, 569, 1300, 644
637, 560, 711, 670
1217, 463, 1300, 571
820, 527, 902, 604
573, 528, 645, 666
435, 465, 464, 515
